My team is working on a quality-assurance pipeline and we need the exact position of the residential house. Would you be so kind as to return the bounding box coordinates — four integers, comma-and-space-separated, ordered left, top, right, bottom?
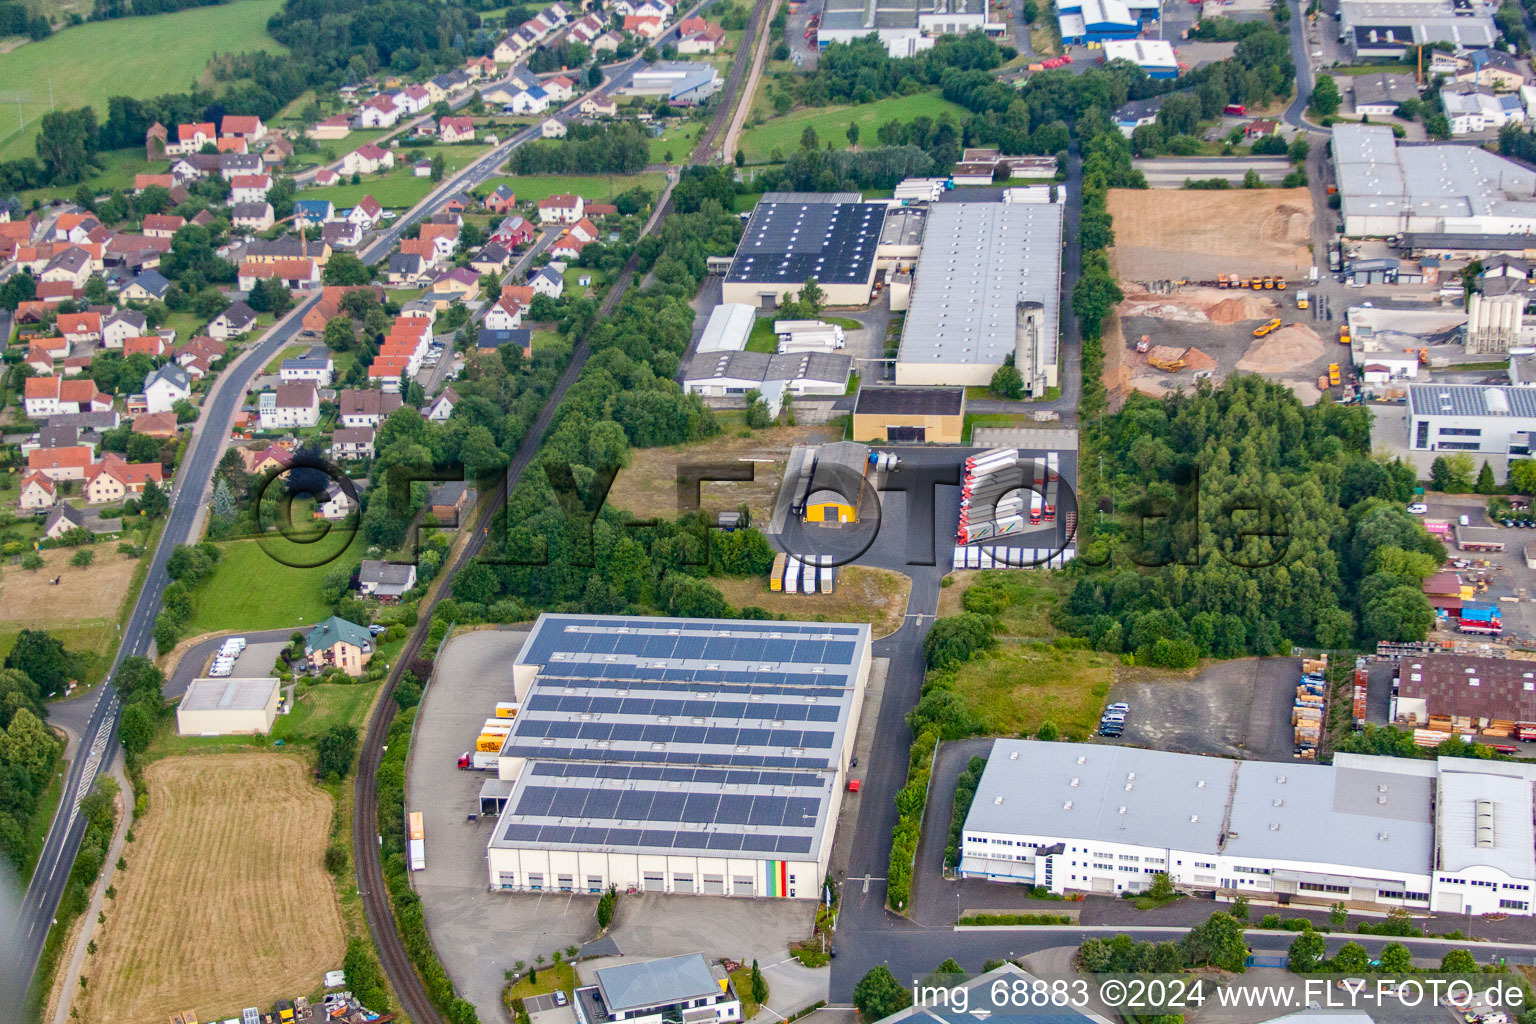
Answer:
537, 193, 584, 224
23, 377, 110, 419
241, 236, 317, 263
217, 135, 249, 154
217, 153, 263, 180
532, 264, 566, 297
56, 311, 102, 345
494, 33, 530, 63
261, 135, 294, 166
221, 114, 267, 141
624, 15, 665, 38
84, 453, 165, 504
229, 174, 272, 204
305, 615, 373, 676
142, 214, 186, 239
1243, 118, 1279, 139
308, 114, 352, 141
399, 84, 431, 114
465, 55, 497, 78
173, 121, 217, 154
568, 12, 605, 42
491, 214, 535, 247
470, 243, 512, 275
22, 348, 53, 375
120, 270, 171, 302
361, 95, 401, 128
483, 294, 524, 331
323, 221, 364, 251
280, 354, 335, 385
27, 445, 94, 482
350, 195, 384, 230
102, 310, 148, 348
549, 232, 588, 260
316, 479, 360, 520
1444, 85, 1526, 133
1456, 47, 1525, 90
232, 202, 276, 231
293, 199, 335, 224
209, 301, 258, 341
242, 443, 293, 475
41, 248, 92, 288
541, 117, 568, 138
388, 252, 427, 285
591, 31, 622, 55
677, 16, 725, 52
134, 172, 176, 192
431, 266, 481, 300
439, 116, 476, 143
331, 425, 377, 460
18, 472, 55, 511
426, 480, 472, 524
44, 503, 121, 540
132, 411, 179, 439
300, 285, 383, 335
313, 168, 340, 186
357, 559, 416, 600
476, 328, 532, 358
174, 336, 226, 378
238, 258, 321, 290
123, 334, 170, 359
543, 75, 576, 102
425, 386, 459, 422
258, 382, 321, 429
341, 143, 394, 176
511, 87, 551, 115
484, 185, 517, 213
142, 363, 191, 414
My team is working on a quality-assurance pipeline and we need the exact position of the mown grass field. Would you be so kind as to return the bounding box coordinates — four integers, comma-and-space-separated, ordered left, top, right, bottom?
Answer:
188, 533, 366, 633
737, 92, 968, 163
0, 0, 286, 161
475, 172, 668, 206
75, 754, 345, 1024
301, 143, 485, 208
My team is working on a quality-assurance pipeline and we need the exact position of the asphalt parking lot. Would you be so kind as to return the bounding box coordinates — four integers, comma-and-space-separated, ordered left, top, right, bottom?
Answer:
412, 629, 829, 1022
1415, 497, 1536, 644
1104, 657, 1300, 761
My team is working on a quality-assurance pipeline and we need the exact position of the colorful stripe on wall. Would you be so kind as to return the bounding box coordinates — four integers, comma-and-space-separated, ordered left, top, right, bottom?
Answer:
780, 860, 789, 896
766, 861, 790, 897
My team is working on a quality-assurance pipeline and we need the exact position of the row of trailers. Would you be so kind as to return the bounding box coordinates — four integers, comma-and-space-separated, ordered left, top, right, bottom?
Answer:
957, 448, 1060, 544
769, 552, 836, 594
951, 545, 1076, 570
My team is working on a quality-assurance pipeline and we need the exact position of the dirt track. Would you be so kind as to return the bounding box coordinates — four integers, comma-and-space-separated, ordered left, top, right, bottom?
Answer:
77, 755, 345, 1024
1106, 188, 1315, 281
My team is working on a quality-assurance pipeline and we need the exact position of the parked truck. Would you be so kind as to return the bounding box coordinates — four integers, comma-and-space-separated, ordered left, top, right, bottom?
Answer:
1329, 363, 1341, 386
1253, 318, 1282, 337
1295, 290, 1309, 309
1029, 490, 1043, 525
458, 750, 499, 770
770, 551, 787, 591
407, 811, 426, 871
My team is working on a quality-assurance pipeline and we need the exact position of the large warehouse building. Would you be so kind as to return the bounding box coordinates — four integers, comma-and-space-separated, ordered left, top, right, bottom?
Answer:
895, 194, 1063, 389
1406, 383, 1536, 455
486, 614, 872, 897
814, 0, 992, 56
723, 199, 889, 308
1393, 653, 1536, 727
1336, 123, 1536, 240
961, 740, 1536, 916
176, 677, 281, 735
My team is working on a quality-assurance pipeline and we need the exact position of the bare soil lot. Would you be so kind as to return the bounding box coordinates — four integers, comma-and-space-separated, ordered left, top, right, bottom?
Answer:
77, 754, 345, 1024
0, 545, 136, 626
1106, 188, 1315, 281
1104, 657, 1300, 761
607, 423, 841, 525
709, 566, 911, 636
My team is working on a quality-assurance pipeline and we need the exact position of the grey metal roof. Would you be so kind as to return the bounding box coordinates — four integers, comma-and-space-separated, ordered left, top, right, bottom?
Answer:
854, 386, 963, 416
1335, 123, 1536, 229
1352, 72, 1418, 107
726, 201, 887, 287
965, 741, 1230, 853
683, 349, 851, 386
595, 955, 720, 1014
898, 200, 1062, 369
359, 559, 414, 586
1407, 383, 1536, 419
181, 677, 279, 712
1437, 766, 1536, 878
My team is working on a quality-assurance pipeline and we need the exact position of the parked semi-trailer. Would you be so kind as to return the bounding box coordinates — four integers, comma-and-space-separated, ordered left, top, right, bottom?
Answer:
1029, 491, 1043, 525
407, 811, 426, 871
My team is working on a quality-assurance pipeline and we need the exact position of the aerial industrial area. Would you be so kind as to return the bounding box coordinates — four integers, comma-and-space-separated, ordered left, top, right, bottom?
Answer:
20, 0, 1536, 1020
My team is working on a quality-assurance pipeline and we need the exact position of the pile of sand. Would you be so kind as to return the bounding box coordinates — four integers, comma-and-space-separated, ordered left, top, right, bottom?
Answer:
1118, 297, 1212, 323
1236, 324, 1325, 374
1119, 287, 1279, 325
1182, 346, 1217, 372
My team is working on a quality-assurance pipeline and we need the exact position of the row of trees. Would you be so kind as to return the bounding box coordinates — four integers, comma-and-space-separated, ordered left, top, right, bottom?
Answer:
0, 639, 62, 868
510, 122, 653, 176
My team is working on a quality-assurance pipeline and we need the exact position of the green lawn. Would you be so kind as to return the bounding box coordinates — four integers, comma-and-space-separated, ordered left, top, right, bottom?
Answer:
474, 172, 667, 206
738, 92, 967, 164
506, 962, 577, 1003
0, 0, 286, 162
303, 145, 485, 209
188, 533, 366, 633
21, 149, 157, 203
273, 682, 380, 743
649, 121, 704, 164
264, 344, 307, 373
747, 313, 861, 353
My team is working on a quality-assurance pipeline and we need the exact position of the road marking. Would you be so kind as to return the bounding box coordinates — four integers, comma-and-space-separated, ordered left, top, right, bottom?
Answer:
847, 875, 886, 894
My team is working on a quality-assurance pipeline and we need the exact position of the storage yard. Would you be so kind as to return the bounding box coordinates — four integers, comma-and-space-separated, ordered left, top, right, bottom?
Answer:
1105, 188, 1316, 281
75, 754, 345, 1024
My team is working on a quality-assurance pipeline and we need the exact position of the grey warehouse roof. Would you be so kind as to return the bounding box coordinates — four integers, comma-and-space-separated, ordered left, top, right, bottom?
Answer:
727, 202, 887, 286
898, 200, 1062, 368
1334, 123, 1536, 229
181, 677, 279, 712
596, 954, 721, 1014
684, 349, 851, 386
490, 614, 871, 859
1408, 384, 1536, 419
854, 386, 964, 416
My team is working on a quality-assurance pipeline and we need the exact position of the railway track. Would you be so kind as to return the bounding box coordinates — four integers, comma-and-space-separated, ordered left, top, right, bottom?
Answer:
350, 3, 773, 1019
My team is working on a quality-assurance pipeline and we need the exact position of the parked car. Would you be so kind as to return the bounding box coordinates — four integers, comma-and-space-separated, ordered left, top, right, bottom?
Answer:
1407, 502, 1428, 514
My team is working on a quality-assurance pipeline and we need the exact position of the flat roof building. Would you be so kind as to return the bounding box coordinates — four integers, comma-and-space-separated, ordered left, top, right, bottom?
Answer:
578, 954, 740, 1024
696, 303, 756, 354
176, 677, 281, 735
961, 739, 1536, 916
1350, 72, 1419, 116
816, 0, 990, 57
486, 614, 873, 897
1335, 123, 1536, 239
852, 386, 965, 443
1339, 0, 1496, 57
682, 349, 851, 402
723, 201, 889, 307
1406, 383, 1536, 454
895, 196, 1063, 389
625, 62, 722, 105
1101, 38, 1178, 77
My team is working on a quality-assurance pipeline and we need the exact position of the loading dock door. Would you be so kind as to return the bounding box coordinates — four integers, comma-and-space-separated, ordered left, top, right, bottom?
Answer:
644, 873, 665, 892
703, 874, 725, 894
1434, 892, 1463, 913
732, 875, 754, 896
888, 426, 925, 442
674, 874, 694, 893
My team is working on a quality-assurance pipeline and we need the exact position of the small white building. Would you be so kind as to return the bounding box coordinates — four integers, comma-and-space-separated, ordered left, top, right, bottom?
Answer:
280, 355, 335, 385
259, 382, 321, 430
695, 302, 755, 353
540, 117, 568, 138
176, 677, 281, 735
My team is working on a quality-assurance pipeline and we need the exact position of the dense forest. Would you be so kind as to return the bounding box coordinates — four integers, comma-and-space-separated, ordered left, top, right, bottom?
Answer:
1059, 378, 1442, 662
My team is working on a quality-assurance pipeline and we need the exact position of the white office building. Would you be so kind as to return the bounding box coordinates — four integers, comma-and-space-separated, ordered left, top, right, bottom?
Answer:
960, 740, 1536, 916
1406, 383, 1536, 454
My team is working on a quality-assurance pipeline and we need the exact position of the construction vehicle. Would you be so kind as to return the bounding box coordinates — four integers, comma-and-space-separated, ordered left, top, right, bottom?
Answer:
1147, 345, 1187, 371
276, 1002, 296, 1024
1216, 275, 1229, 289
1296, 290, 1309, 309
1340, 326, 1351, 346
1263, 276, 1275, 289
1276, 277, 1286, 290
1135, 334, 1150, 353
1317, 373, 1329, 391
1329, 363, 1341, 386
1418, 347, 1429, 365
1251, 277, 1264, 290
1253, 318, 1282, 337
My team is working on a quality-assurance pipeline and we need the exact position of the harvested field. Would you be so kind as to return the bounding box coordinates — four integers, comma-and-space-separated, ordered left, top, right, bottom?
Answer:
607, 423, 840, 524
1236, 324, 1324, 374
709, 566, 911, 637
76, 754, 344, 1024
0, 544, 137, 626
1106, 188, 1315, 281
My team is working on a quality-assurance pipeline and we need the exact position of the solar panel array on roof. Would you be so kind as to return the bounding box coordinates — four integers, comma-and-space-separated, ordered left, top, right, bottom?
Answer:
489, 614, 869, 859
726, 202, 888, 285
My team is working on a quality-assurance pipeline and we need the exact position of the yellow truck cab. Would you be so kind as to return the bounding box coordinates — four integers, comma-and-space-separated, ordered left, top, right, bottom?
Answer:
275, 1000, 295, 1024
